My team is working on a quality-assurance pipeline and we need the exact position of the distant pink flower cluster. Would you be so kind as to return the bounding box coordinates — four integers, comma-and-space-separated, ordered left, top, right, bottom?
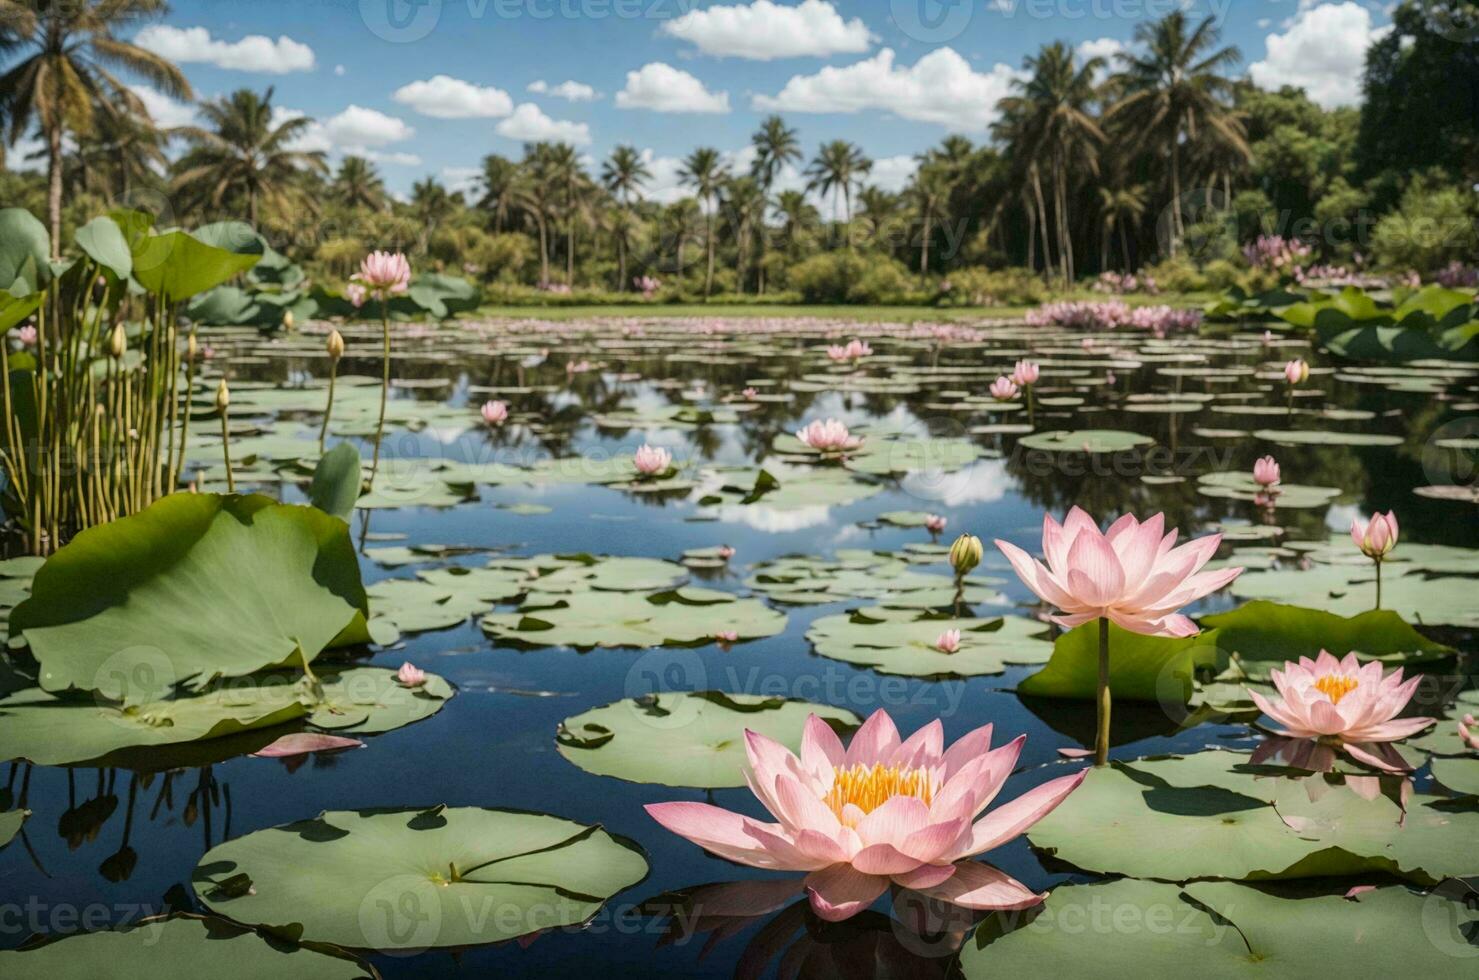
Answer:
541, 282, 573, 295
1243, 235, 1312, 272
634, 275, 662, 298
1025, 301, 1201, 334
826, 338, 873, 362
1092, 271, 1158, 295
1435, 261, 1479, 289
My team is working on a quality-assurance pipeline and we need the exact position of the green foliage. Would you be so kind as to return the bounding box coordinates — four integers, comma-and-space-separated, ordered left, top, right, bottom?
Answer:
1369, 175, 1479, 273
938, 266, 1048, 306
788, 251, 913, 304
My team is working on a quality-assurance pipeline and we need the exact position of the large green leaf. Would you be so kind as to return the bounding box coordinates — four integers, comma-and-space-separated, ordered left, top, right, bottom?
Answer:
805, 607, 1051, 677
11, 494, 371, 701
193, 807, 648, 950
1200, 601, 1454, 680
309, 443, 363, 521
130, 229, 261, 301
961, 880, 1479, 978
1016, 621, 1221, 702
0, 208, 50, 294
74, 215, 132, 279
556, 691, 860, 788
0, 915, 374, 979
1027, 751, 1479, 884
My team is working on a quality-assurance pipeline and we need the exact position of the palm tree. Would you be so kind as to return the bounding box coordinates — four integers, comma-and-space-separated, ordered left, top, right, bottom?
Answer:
662, 198, 702, 279
721, 175, 766, 293
991, 100, 1055, 277
679, 147, 727, 297
601, 144, 650, 290
73, 102, 169, 202
514, 143, 559, 286
0, 0, 190, 255
476, 154, 518, 231
1098, 183, 1148, 271
906, 162, 950, 281
1107, 11, 1246, 256
333, 156, 386, 211
542, 142, 587, 286
410, 177, 453, 253
173, 88, 326, 226
805, 140, 871, 247
998, 41, 1105, 284
750, 115, 800, 293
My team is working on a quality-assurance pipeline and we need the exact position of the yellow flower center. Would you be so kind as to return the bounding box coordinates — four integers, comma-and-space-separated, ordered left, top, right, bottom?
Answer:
823, 764, 934, 822
1313, 674, 1359, 705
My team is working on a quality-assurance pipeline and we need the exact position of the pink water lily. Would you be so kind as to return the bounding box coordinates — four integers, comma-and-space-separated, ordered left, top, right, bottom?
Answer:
994, 508, 1242, 638
742, 387, 759, 399
396, 662, 426, 687
1247, 651, 1434, 771
1459, 715, 1479, 752
645, 710, 1086, 922
1283, 358, 1309, 385
1253, 455, 1281, 489
481, 400, 509, 425
925, 514, 947, 534
935, 629, 961, 654
1011, 359, 1039, 386
355, 250, 411, 295
988, 376, 1019, 401
1351, 511, 1398, 559
634, 444, 673, 476
796, 419, 861, 453
826, 338, 873, 361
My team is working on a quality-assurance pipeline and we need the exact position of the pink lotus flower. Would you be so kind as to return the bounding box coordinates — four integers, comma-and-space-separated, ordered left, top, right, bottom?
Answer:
935, 629, 961, 654
742, 387, 759, 400
925, 514, 947, 534
1253, 456, 1281, 489
345, 282, 368, 308
645, 710, 1086, 922
1351, 511, 1398, 559
396, 662, 426, 687
1283, 358, 1309, 385
826, 338, 873, 361
481, 400, 509, 425
718, 545, 736, 560
1011, 360, 1039, 386
1460, 714, 1479, 752
1262, 330, 1274, 346
795, 419, 861, 453
15, 325, 36, 347
715, 630, 739, 643
994, 508, 1243, 637
634, 444, 673, 476
1247, 651, 1434, 770
355, 251, 411, 295
988, 376, 1019, 401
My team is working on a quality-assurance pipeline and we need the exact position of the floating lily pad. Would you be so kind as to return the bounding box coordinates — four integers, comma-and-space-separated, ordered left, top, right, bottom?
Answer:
961, 879, 1479, 978
302, 666, 454, 734
1018, 429, 1154, 453
11, 494, 371, 701
1195, 471, 1341, 509
746, 551, 1002, 607
193, 807, 648, 950
1252, 428, 1404, 447
481, 588, 785, 649
1017, 621, 1222, 702
1200, 601, 1454, 680
1431, 757, 1479, 796
556, 691, 860, 787
806, 607, 1052, 677
1028, 750, 1479, 884
0, 915, 374, 979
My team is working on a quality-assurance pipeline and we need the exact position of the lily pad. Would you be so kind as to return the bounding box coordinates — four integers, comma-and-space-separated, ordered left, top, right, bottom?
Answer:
961, 879, 1479, 978
1195, 471, 1341, 509
11, 494, 371, 701
556, 691, 860, 787
1, 808, 26, 849
806, 608, 1052, 677
193, 806, 648, 950
301, 666, 454, 735
1017, 621, 1222, 702
1200, 601, 1454, 680
1018, 430, 1154, 453
746, 551, 1002, 607
0, 915, 374, 979
482, 587, 785, 649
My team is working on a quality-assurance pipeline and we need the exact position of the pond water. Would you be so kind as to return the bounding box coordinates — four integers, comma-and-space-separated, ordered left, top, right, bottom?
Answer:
3, 314, 1475, 977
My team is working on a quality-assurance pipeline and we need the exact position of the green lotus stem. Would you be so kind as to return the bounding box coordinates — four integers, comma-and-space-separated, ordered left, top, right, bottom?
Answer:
953, 572, 965, 618
1026, 385, 1035, 427
1374, 559, 1382, 611
218, 400, 235, 494
319, 361, 338, 453
367, 298, 391, 489
1096, 617, 1112, 767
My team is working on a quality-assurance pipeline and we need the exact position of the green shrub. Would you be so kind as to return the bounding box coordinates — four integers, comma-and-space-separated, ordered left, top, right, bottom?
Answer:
787, 252, 912, 304
938, 266, 1047, 306
1370, 178, 1478, 274
1139, 256, 1208, 293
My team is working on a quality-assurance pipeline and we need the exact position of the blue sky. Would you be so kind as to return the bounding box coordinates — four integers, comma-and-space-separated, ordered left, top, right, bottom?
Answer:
11, 0, 1392, 200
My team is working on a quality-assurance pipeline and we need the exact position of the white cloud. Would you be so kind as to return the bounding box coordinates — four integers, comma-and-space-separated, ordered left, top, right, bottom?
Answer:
322, 105, 415, 147
754, 48, 1021, 131
442, 166, 482, 195
1075, 37, 1124, 63
527, 79, 599, 101
128, 84, 196, 128
363, 150, 422, 166
133, 25, 314, 74
393, 75, 513, 118
615, 63, 730, 114
334, 64, 346, 76
1248, 2, 1388, 108
661, 0, 874, 60
495, 103, 592, 144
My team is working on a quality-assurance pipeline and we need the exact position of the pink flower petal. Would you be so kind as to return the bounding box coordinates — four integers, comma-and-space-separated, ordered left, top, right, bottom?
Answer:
958, 768, 1089, 859
644, 802, 797, 870
251, 733, 363, 758
844, 709, 901, 767
914, 861, 1045, 911
804, 864, 890, 922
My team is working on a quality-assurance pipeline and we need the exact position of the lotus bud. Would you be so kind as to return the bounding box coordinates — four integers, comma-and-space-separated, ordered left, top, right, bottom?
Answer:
1283, 358, 1309, 385
1252, 455, 1280, 488
108, 324, 127, 359
215, 378, 230, 413
327, 329, 345, 360
925, 514, 947, 534
949, 533, 983, 576
282, 310, 295, 331
186, 332, 198, 361
1351, 511, 1398, 560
